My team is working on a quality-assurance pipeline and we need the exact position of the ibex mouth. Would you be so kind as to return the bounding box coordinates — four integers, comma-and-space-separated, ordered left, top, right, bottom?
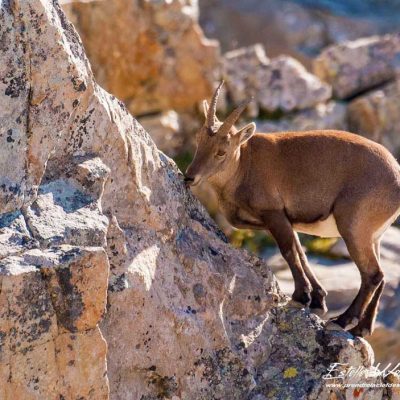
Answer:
184, 176, 195, 187
184, 175, 202, 188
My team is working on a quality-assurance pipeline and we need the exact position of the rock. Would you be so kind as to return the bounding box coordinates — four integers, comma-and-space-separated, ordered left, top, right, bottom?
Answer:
61, 0, 220, 116
223, 45, 331, 115
199, 0, 388, 67
369, 283, 400, 366
138, 111, 184, 157
348, 79, 400, 157
0, 1, 392, 399
314, 34, 400, 99
0, 246, 109, 399
368, 326, 400, 366
330, 227, 400, 264
256, 101, 347, 133
24, 178, 109, 248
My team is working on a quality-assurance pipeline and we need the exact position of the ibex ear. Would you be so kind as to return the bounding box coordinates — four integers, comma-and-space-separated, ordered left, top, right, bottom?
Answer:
237, 123, 256, 145
203, 100, 209, 119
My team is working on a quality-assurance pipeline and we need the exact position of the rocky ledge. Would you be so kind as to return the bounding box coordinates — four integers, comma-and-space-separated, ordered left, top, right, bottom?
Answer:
0, 1, 397, 399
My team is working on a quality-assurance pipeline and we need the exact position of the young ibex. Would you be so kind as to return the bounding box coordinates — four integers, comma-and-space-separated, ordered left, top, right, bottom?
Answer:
185, 81, 400, 337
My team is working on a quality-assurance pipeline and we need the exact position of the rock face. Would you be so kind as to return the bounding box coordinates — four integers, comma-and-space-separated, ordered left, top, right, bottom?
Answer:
61, 0, 220, 116
369, 283, 400, 367
313, 34, 400, 99
0, 1, 394, 399
256, 101, 347, 134
348, 79, 400, 157
199, 0, 395, 68
138, 111, 184, 157
223, 44, 331, 116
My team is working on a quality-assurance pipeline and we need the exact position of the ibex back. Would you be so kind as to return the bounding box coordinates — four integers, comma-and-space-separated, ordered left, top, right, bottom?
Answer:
185, 81, 400, 337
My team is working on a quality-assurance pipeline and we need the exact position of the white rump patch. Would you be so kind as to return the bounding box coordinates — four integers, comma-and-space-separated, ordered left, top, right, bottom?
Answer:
293, 214, 341, 238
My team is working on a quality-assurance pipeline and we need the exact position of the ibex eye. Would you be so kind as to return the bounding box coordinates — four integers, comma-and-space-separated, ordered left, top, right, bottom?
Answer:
216, 150, 226, 158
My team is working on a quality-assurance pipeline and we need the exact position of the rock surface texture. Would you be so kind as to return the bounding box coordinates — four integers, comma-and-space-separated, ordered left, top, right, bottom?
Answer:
256, 101, 347, 134
348, 79, 400, 157
199, 0, 391, 67
223, 44, 331, 116
61, 0, 220, 116
313, 34, 400, 99
0, 1, 395, 399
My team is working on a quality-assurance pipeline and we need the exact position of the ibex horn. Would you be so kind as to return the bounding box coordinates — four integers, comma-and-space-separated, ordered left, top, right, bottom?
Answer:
218, 97, 252, 136
207, 80, 224, 129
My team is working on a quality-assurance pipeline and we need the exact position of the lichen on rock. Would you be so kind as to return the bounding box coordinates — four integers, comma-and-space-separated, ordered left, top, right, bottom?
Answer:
0, 1, 395, 399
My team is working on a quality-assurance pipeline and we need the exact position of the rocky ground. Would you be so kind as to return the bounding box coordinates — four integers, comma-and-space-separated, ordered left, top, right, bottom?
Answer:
1, 0, 400, 399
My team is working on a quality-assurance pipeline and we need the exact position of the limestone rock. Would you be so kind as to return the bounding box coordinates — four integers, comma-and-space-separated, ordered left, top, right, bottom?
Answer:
138, 111, 184, 157
314, 34, 400, 99
256, 101, 347, 133
348, 79, 400, 157
223, 45, 332, 116
0, 1, 393, 399
0, 245, 109, 399
199, 0, 386, 67
330, 227, 400, 265
369, 283, 400, 367
24, 178, 109, 248
61, 0, 220, 116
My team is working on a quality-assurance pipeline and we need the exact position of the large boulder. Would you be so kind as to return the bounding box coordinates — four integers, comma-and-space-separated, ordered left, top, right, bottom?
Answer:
61, 0, 220, 116
256, 101, 347, 134
348, 79, 400, 157
369, 282, 400, 369
223, 44, 331, 116
313, 34, 400, 99
199, 0, 387, 67
138, 111, 184, 157
0, 1, 394, 399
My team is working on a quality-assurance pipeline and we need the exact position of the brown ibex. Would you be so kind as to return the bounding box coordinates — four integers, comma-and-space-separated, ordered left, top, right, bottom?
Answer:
185, 81, 400, 337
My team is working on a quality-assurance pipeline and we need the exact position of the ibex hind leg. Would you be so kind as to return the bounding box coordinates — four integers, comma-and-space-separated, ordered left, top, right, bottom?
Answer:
350, 279, 385, 337
329, 196, 389, 333
349, 203, 400, 337
330, 236, 383, 332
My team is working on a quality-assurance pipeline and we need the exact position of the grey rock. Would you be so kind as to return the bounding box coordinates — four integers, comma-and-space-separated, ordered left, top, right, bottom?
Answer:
348, 79, 400, 157
24, 179, 109, 248
256, 101, 347, 133
314, 34, 400, 99
223, 44, 331, 115
139, 110, 184, 157
0, 1, 393, 399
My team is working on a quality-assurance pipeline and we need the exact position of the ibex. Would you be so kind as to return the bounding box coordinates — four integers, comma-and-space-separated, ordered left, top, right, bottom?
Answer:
185, 81, 400, 337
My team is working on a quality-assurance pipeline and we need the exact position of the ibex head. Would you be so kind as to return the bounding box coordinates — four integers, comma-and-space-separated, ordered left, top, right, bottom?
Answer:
185, 81, 255, 187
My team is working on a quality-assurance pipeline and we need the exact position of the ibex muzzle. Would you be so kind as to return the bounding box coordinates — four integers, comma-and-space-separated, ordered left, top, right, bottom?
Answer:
186, 81, 400, 337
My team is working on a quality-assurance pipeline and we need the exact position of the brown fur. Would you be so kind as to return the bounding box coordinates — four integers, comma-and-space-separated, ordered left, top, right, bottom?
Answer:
186, 114, 400, 336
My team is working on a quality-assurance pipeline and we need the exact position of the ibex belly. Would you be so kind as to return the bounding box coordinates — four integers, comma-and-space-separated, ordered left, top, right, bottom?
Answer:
293, 214, 341, 238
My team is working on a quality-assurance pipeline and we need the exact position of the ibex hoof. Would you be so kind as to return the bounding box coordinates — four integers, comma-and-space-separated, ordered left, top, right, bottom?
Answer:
291, 291, 312, 307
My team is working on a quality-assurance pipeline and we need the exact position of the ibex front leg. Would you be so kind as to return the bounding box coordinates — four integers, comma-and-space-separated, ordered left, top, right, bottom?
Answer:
262, 210, 312, 306
294, 232, 328, 316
